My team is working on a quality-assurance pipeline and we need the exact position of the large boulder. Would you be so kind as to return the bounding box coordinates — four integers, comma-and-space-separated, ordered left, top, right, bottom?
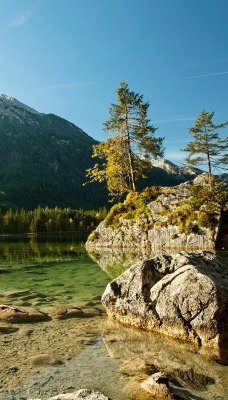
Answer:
101, 251, 228, 360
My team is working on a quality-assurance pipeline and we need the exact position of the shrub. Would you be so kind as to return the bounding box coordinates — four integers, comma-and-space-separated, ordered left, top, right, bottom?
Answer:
87, 230, 99, 242
104, 186, 161, 229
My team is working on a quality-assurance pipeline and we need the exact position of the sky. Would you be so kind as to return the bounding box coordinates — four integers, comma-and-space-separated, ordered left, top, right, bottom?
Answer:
0, 0, 228, 167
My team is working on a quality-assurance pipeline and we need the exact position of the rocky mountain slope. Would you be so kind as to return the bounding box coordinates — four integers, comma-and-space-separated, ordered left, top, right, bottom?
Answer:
151, 159, 202, 181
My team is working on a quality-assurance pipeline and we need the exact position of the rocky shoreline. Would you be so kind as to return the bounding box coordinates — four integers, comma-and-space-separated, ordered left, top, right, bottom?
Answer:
0, 315, 228, 400
0, 292, 228, 399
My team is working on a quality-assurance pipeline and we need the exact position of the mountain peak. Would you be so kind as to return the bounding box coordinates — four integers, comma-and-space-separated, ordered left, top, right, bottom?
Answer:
0, 94, 40, 114
0, 94, 41, 124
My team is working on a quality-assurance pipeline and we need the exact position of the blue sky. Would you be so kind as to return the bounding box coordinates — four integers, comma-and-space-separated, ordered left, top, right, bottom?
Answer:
1, 0, 228, 166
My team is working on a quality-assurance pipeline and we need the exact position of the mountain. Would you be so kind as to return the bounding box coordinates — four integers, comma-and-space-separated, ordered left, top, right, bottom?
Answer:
0, 95, 223, 211
0, 94, 108, 210
135, 158, 202, 190
150, 159, 203, 182
149, 159, 228, 186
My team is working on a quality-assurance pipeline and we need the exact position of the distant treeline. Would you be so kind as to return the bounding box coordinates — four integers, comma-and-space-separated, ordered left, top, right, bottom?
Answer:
0, 206, 108, 235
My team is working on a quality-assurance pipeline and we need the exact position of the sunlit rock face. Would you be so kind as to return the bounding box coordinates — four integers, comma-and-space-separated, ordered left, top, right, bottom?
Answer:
102, 251, 228, 361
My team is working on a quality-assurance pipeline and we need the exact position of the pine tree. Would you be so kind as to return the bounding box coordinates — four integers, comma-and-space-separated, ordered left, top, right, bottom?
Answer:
86, 82, 164, 199
183, 109, 228, 186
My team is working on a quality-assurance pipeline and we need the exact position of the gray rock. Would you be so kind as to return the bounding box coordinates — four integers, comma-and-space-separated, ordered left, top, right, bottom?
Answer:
101, 251, 228, 359
0, 324, 18, 334
119, 357, 157, 376
26, 353, 64, 366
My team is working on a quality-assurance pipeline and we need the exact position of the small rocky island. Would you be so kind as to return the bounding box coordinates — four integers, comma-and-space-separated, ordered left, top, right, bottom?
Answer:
86, 175, 228, 364
86, 174, 228, 249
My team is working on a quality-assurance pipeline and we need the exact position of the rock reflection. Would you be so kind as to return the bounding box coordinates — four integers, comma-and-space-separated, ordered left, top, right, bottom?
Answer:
102, 319, 228, 400
87, 247, 180, 279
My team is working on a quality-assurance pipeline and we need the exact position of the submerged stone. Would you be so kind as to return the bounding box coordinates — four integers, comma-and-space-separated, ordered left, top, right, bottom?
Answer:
0, 304, 49, 323
40, 305, 103, 320
49, 389, 111, 399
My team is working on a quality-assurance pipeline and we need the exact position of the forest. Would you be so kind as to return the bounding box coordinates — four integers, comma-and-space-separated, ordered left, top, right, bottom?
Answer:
0, 206, 108, 235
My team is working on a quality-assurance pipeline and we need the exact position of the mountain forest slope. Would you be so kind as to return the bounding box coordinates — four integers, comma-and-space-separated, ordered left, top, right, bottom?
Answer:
0, 95, 109, 210
0, 94, 204, 211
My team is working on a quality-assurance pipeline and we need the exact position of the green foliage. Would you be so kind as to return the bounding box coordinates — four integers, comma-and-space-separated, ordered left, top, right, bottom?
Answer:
103, 203, 126, 228
86, 82, 164, 199
157, 180, 228, 235
189, 181, 228, 233
197, 212, 218, 230
104, 186, 161, 228
165, 203, 196, 234
189, 181, 228, 210
87, 230, 100, 242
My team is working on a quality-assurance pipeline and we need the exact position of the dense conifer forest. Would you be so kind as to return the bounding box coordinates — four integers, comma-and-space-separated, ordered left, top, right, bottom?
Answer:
0, 206, 108, 235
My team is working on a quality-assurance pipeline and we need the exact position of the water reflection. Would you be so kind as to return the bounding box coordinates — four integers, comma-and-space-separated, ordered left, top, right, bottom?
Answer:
102, 319, 228, 400
87, 247, 165, 279
0, 238, 110, 308
87, 246, 228, 280
0, 237, 88, 264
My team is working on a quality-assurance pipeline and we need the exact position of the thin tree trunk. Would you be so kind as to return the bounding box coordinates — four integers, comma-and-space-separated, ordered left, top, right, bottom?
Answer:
207, 151, 213, 188
125, 108, 137, 192
128, 147, 137, 192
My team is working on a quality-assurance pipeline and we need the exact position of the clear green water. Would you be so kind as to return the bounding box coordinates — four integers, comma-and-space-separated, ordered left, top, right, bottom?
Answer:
0, 238, 227, 399
0, 237, 111, 308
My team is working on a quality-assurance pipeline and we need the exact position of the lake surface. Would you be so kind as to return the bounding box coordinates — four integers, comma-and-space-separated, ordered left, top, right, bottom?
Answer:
0, 237, 111, 308
0, 237, 227, 400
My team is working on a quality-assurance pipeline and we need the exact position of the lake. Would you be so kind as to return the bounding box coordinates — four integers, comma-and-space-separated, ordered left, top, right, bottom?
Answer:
0, 237, 111, 308
0, 237, 227, 400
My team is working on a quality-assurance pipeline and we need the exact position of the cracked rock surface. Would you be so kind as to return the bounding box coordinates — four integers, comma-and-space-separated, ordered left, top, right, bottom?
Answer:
102, 251, 228, 360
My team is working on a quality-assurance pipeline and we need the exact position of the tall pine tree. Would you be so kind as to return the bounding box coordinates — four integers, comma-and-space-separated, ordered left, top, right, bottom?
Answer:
183, 109, 228, 186
86, 82, 164, 199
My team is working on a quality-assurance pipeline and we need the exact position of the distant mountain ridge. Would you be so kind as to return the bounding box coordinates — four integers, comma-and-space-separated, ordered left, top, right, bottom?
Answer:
151, 159, 203, 181
0, 94, 218, 211
151, 159, 201, 175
